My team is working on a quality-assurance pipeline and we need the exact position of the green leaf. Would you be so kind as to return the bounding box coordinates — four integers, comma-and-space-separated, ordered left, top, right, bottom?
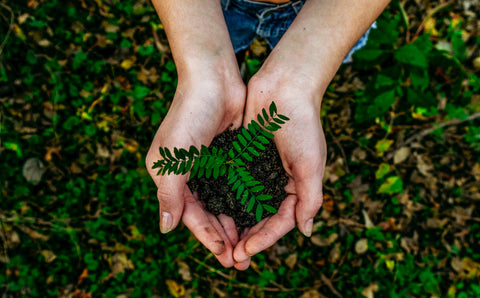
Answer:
257, 194, 272, 201
269, 101, 277, 116
250, 185, 265, 193
252, 121, 262, 133
198, 166, 205, 178
242, 152, 252, 162
263, 204, 277, 213
220, 165, 227, 176
256, 204, 264, 222
378, 176, 404, 195
245, 180, 260, 187
232, 159, 245, 166
248, 122, 257, 134
241, 191, 249, 204
257, 135, 270, 144
236, 185, 244, 200
200, 156, 208, 167
247, 147, 260, 157
174, 148, 184, 159
178, 161, 186, 174
159, 147, 166, 159
189, 145, 199, 156
200, 145, 209, 155
233, 141, 242, 154
242, 128, 252, 141
257, 114, 265, 126
265, 123, 281, 131
375, 139, 394, 157
394, 44, 428, 67
185, 158, 193, 174
375, 163, 391, 179
190, 159, 200, 178
228, 149, 235, 159
165, 148, 175, 161
277, 114, 290, 121
213, 166, 219, 179
273, 117, 285, 125
247, 197, 255, 212
259, 129, 274, 139
238, 134, 247, 147
262, 108, 269, 123
232, 180, 241, 191
252, 141, 266, 151
205, 166, 212, 179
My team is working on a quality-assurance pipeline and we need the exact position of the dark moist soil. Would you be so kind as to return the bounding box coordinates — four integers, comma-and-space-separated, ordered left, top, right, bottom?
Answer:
187, 129, 288, 228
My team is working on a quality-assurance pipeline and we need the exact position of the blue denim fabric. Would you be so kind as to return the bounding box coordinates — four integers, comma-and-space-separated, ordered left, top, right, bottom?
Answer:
221, 0, 376, 63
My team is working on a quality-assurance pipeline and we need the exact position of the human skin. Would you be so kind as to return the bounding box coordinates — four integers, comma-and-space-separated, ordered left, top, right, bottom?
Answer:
146, 0, 390, 269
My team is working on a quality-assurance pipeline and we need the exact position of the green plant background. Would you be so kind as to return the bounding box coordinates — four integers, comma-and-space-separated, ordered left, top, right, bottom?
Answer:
1, 0, 479, 297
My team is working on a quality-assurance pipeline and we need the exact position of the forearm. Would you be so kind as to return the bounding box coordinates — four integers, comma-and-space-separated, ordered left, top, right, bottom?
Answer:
151, 0, 239, 80
259, 0, 390, 97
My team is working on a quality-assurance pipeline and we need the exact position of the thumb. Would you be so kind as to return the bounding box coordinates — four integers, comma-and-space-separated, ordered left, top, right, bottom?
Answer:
294, 173, 323, 237
146, 149, 186, 234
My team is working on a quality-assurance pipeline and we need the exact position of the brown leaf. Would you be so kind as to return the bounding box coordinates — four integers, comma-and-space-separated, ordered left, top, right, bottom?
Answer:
355, 239, 368, 254
40, 250, 57, 263
361, 283, 379, 298
22, 157, 45, 185
177, 261, 192, 281
393, 147, 411, 164
18, 225, 49, 241
299, 290, 322, 298
285, 253, 297, 269
328, 243, 341, 263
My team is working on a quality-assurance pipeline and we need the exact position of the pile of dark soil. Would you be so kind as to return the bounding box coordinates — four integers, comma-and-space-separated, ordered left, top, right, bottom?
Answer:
187, 129, 288, 228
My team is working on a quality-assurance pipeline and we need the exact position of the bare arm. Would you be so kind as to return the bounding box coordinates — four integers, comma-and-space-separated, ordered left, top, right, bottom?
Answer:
147, 0, 246, 268
234, 0, 390, 270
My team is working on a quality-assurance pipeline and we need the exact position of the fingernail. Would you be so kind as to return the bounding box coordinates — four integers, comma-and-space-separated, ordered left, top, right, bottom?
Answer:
160, 211, 172, 234
304, 218, 313, 237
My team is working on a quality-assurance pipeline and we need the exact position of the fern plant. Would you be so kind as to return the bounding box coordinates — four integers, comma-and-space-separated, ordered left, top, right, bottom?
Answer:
152, 101, 289, 222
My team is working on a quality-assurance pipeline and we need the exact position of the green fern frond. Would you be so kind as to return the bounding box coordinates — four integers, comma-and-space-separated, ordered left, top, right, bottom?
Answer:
153, 101, 288, 222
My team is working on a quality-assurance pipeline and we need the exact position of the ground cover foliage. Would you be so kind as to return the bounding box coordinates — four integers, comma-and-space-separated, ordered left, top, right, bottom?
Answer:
0, 0, 479, 296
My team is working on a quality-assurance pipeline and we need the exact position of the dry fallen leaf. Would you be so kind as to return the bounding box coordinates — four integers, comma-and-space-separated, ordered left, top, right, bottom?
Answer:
299, 290, 322, 298
285, 253, 297, 269
355, 239, 368, 254
393, 147, 410, 164
328, 243, 341, 263
177, 261, 192, 281
23, 157, 45, 185
40, 250, 57, 263
361, 283, 379, 298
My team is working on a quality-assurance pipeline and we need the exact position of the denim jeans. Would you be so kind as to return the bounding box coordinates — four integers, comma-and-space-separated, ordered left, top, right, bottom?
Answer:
221, 0, 376, 63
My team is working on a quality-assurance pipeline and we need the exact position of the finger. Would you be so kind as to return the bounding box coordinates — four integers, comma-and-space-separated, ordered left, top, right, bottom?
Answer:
234, 259, 251, 271
233, 218, 268, 263
294, 172, 324, 237
182, 190, 226, 256
156, 175, 187, 234
218, 214, 239, 246
243, 195, 297, 256
206, 213, 235, 268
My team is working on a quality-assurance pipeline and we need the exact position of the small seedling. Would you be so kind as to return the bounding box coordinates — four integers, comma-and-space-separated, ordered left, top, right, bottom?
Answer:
152, 101, 289, 222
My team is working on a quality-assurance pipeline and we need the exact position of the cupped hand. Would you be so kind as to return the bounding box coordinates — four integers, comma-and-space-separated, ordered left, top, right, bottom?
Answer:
233, 74, 327, 270
146, 76, 246, 267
